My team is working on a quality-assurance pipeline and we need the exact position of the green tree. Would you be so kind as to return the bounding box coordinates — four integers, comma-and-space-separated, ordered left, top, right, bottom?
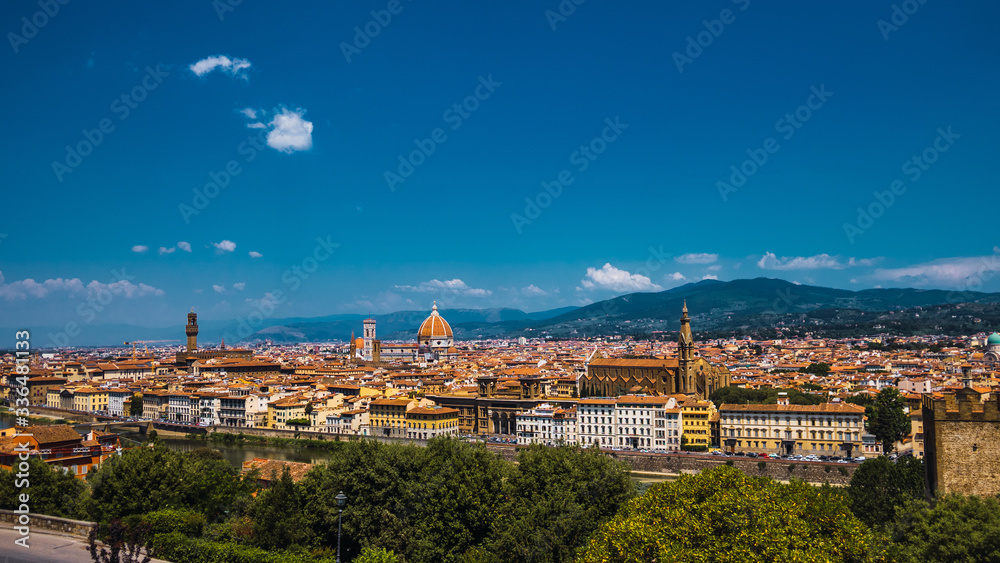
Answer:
803, 362, 831, 375
0, 457, 87, 519
285, 418, 311, 427
128, 394, 143, 417
865, 388, 910, 454
576, 466, 889, 562
401, 438, 509, 563
301, 440, 420, 560
87, 446, 253, 523
355, 547, 400, 563
847, 456, 924, 529
245, 467, 314, 550
485, 445, 636, 563
888, 494, 1000, 562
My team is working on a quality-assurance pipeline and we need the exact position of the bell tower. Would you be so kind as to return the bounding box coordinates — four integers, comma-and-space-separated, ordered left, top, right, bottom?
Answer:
363, 317, 376, 362
678, 301, 694, 393
186, 309, 199, 353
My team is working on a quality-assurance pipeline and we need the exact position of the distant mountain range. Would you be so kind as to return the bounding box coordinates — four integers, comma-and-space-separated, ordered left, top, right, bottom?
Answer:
246, 278, 1000, 343
14, 278, 1000, 348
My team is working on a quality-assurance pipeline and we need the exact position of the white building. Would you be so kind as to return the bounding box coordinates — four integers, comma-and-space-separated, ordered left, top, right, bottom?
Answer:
614, 396, 681, 451
106, 388, 132, 417
516, 404, 577, 446
577, 398, 618, 448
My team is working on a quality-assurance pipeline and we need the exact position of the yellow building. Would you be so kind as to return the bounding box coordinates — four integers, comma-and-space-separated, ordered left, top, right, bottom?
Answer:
369, 398, 414, 437
72, 387, 109, 413
674, 397, 715, 449
267, 397, 308, 430
405, 406, 459, 440
719, 399, 866, 456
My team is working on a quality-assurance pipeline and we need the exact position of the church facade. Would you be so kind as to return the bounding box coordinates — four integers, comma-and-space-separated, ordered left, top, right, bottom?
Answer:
580, 303, 730, 401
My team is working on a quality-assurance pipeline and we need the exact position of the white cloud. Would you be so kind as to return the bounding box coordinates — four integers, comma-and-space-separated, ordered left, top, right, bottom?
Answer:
232, 282, 245, 291
246, 292, 284, 311
158, 246, 175, 255
246, 122, 266, 129
874, 254, 1000, 287
675, 253, 718, 264
189, 55, 252, 79
131, 245, 148, 253
521, 284, 547, 296
702, 274, 719, 280
213, 284, 226, 294
707, 264, 722, 272
240, 108, 257, 119
177, 241, 192, 252
580, 263, 663, 293
0, 273, 163, 302
212, 240, 237, 253
394, 278, 492, 297
757, 252, 878, 271
668, 272, 686, 281
248, 251, 263, 258
266, 108, 313, 153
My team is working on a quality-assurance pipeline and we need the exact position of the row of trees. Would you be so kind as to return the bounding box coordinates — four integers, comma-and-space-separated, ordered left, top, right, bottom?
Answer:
4, 430, 999, 562
0, 438, 636, 563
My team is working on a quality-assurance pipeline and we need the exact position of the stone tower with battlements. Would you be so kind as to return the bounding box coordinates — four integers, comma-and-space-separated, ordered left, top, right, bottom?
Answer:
186, 310, 198, 353
923, 388, 1000, 497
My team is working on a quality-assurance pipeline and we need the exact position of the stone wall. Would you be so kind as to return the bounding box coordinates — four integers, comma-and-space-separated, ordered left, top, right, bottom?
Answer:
0, 509, 96, 539
206, 426, 429, 447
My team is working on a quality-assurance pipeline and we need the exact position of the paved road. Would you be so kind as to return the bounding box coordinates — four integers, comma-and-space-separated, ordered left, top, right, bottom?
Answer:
0, 528, 170, 563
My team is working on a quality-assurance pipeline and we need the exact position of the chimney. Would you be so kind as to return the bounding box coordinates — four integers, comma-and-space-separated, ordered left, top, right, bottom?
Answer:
777, 392, 789, 406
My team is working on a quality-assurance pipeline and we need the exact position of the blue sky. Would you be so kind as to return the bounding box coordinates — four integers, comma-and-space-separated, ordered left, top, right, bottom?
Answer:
2, 0, 999, 330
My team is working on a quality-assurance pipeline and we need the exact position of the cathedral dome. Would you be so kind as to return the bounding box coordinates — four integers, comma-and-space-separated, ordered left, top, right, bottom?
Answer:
418, 303, 453, 339
988, 333, 1000, 345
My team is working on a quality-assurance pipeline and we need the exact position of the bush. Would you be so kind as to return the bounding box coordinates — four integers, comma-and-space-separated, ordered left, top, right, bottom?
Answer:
838, 466, 849, 476
143, 509, 206, 537
825, 465, 832, 473
758, 461, 767, 472
152, 532, 337, 563
725, 460, 734, 466
787, 464, 796, 473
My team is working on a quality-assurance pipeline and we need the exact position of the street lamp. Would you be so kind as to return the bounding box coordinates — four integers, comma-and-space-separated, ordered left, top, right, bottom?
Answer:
335, 491, 347, 563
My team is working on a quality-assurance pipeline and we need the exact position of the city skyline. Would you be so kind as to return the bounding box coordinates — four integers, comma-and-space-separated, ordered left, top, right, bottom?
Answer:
3, 1, 1000, 329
